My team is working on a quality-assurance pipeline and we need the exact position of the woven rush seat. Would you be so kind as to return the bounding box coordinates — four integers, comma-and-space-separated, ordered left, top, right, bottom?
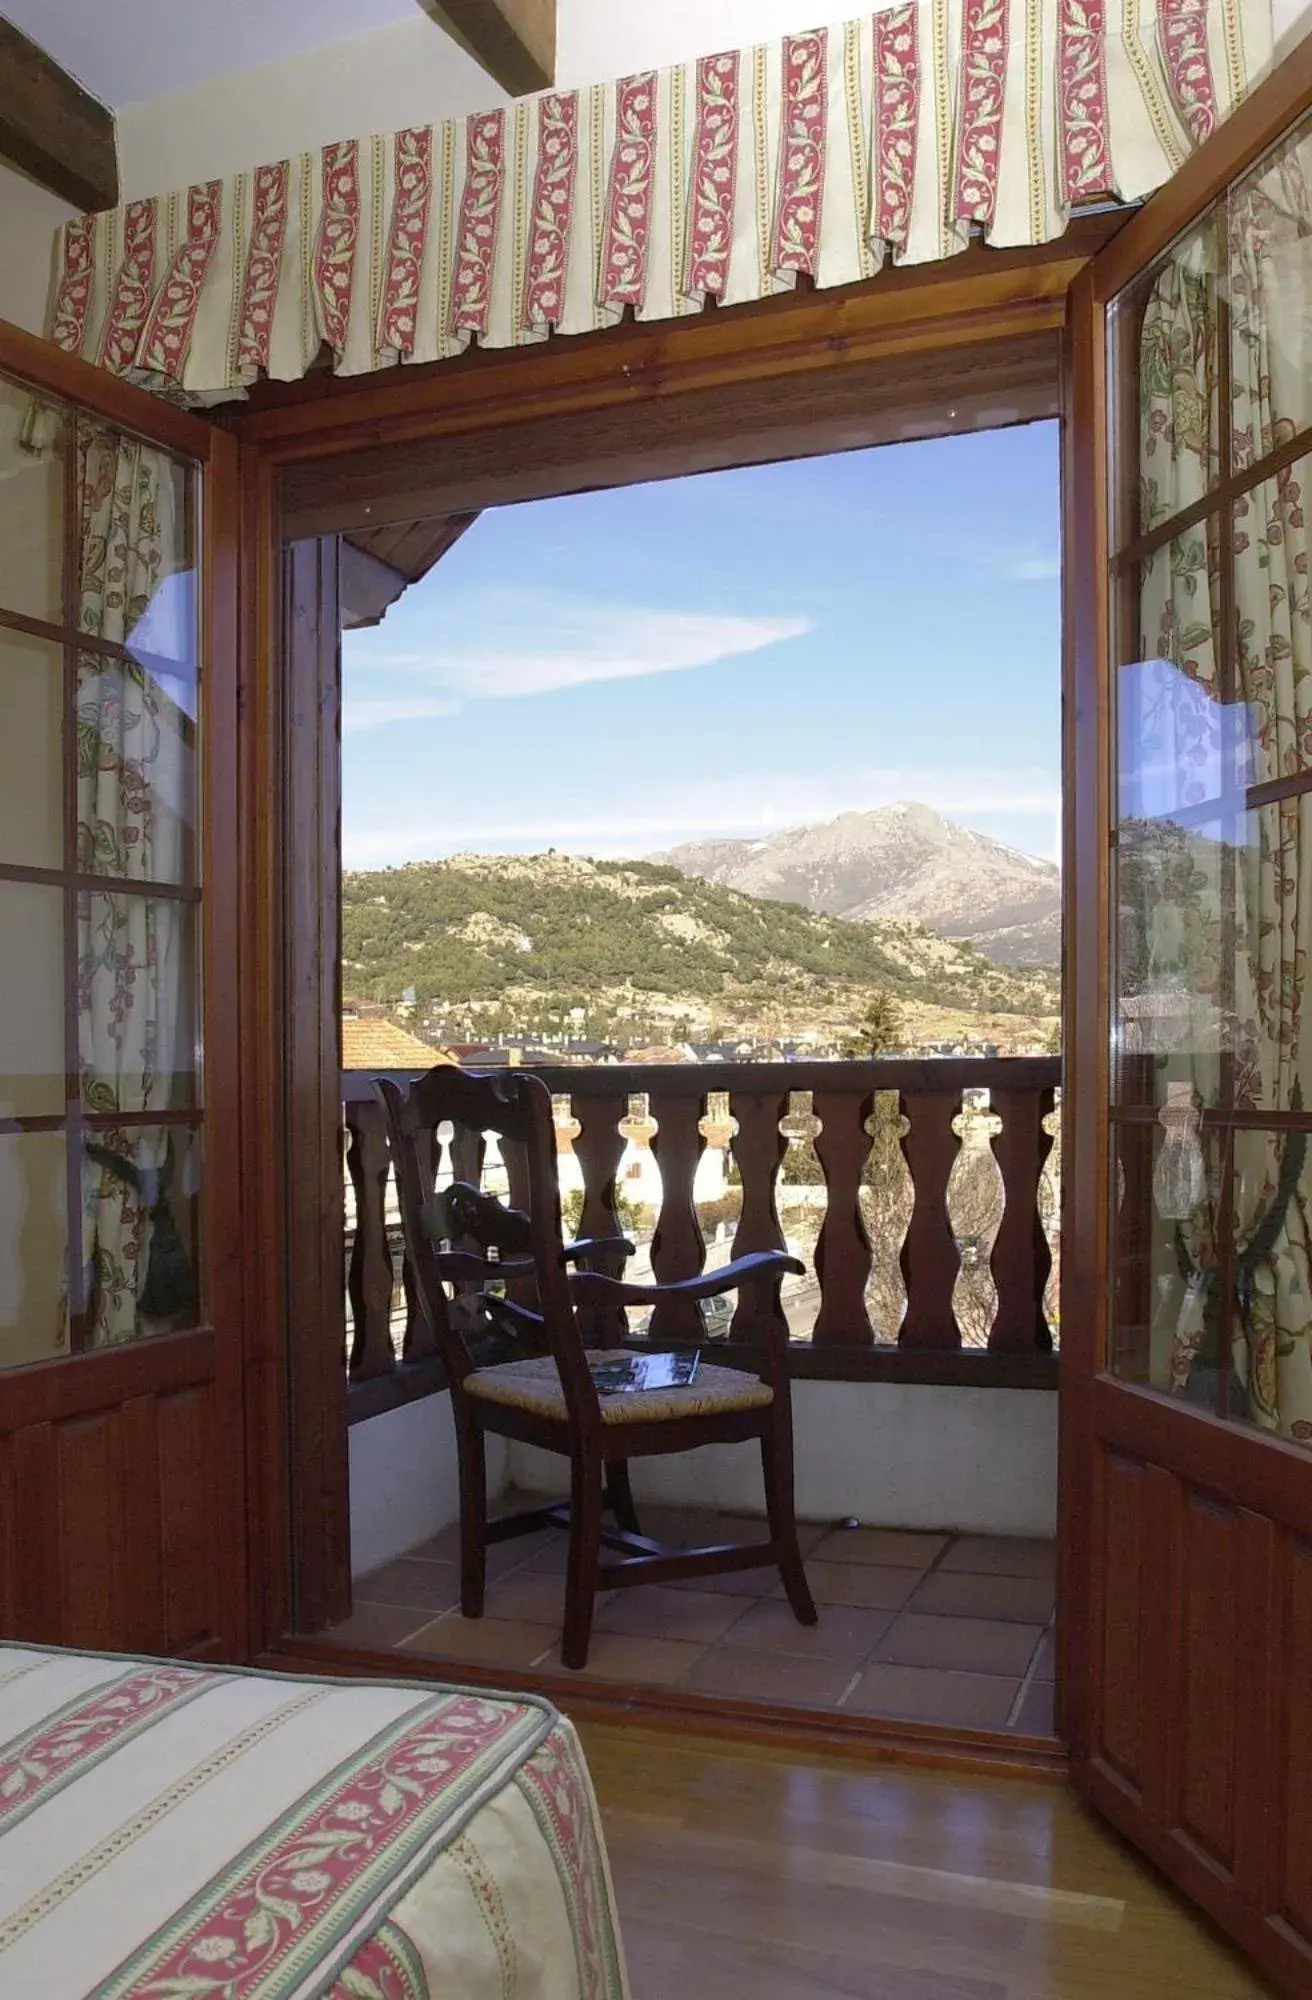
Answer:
465, 1350, 775, 1425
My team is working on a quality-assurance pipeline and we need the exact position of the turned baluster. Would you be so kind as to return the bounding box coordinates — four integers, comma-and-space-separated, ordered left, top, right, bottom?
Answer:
345, 1096, 399, 1380
812, 1089, 876, 1347
649, 1091, 707, 1343
1114, 1106, 1153, 1374
988, 1085, 1056, 1352
499, 1132, 537, 1310
430, 1120, 488, 1322
899, 1088, 964, 1349
449, 1122, 486, 1188
402, 1122, 439, 1360
571, 1092, 630, 1346
728, 1091, 790, 1344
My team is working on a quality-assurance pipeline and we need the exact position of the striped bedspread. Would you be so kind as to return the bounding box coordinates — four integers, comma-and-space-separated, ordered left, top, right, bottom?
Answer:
0, 1645, 629, 1999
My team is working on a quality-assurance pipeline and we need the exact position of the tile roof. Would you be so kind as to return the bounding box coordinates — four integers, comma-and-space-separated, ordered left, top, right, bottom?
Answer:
341, 1018, 455, 1071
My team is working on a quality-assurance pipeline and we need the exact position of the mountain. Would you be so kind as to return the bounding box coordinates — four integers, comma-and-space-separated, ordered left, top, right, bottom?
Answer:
342, 851, 1060, 1048
659, 804, 1062, 966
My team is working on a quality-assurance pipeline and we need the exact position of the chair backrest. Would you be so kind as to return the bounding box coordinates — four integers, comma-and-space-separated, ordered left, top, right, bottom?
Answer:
378, 1066, 602, 1423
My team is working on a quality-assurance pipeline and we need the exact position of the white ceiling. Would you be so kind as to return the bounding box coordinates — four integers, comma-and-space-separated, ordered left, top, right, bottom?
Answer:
2, 0, 430, 109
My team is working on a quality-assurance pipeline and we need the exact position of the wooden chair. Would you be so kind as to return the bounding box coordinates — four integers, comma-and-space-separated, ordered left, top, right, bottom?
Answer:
379, 1065, 818, 1669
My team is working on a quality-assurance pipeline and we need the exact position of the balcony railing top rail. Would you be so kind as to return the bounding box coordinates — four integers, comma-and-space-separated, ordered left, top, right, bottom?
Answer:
341, 1056, 1061, 1419
341, 1054, 1059, 1097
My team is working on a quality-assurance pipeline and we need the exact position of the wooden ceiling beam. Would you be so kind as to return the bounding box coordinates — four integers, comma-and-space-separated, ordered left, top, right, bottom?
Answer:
431, 0, 556, 96
0, 15, 117, 212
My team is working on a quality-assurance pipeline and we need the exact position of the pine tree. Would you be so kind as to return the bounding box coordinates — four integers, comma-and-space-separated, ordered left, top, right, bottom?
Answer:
845, 988, 906, 1057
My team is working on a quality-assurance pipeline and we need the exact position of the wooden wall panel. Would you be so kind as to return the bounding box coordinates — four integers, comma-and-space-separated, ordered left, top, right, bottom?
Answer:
9, 1421, 59, 1644
119, 1393, 165, 1654
1139, 1464, 1184, 1827
1084, 1433, 1312, 1994
0, 1432, 13, 1638
1178, 1492, 1240, 1876
55, 1413, 124, 1652
1282, 1543, 1312, 1947
1233, 1512, 1280, 1915
158, 1386, 221, 1654
1098, 1453, 1148, 1791
0, 1334, 241, 1659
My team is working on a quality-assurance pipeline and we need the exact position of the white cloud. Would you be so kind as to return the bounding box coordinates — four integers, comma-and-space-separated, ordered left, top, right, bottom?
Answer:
348, 601, 812, 704
341, 765, 1063, 870
342, 698, 461, 735
1008, 556, 1061, 581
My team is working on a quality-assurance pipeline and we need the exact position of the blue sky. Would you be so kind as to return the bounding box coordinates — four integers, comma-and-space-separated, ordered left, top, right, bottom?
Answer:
341, 421, 1061, 871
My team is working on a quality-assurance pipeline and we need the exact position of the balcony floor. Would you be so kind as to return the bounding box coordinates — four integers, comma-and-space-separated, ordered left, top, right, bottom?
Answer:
331, 1504, 1057, 1736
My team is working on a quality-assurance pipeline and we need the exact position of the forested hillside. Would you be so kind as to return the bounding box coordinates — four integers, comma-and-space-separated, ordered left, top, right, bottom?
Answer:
342, 852, 1059, 1044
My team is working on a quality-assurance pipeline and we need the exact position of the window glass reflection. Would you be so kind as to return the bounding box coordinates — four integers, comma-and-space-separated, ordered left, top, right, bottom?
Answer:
1228, 112, 1312, 469
81, 1125, 201, 1348
0, 376, 63, 624
0, 1132, 68, 1371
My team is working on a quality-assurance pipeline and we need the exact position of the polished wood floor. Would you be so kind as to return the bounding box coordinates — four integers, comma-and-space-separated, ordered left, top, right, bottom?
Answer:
578, 1723, 1275, 1999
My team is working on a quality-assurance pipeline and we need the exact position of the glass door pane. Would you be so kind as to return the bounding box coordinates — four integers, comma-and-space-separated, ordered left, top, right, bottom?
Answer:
0, 880, 65, 1117
0, 1131, 68, 1369
0, 630, 63, 868
1106, 106, 1312, 1444
0, 376, 64, 623
0, 373, 206, 1366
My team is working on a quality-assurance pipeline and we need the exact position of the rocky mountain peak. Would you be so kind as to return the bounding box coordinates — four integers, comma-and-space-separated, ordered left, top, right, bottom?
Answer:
658, 804, 1061, 966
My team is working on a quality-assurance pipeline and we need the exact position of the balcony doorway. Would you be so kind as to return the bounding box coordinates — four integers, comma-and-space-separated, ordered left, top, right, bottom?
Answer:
310, 412, 1063, 1753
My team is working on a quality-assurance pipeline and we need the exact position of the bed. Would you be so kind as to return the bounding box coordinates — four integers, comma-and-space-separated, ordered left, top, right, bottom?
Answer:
0, 1643, 630, 1999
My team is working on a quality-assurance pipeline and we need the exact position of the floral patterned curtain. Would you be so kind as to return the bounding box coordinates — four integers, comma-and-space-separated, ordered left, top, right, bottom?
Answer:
1130, 145, 1312, 1439
77, 427, 194, 1346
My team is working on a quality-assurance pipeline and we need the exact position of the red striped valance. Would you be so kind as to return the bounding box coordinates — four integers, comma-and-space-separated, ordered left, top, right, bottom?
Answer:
47, 0, 1272, 404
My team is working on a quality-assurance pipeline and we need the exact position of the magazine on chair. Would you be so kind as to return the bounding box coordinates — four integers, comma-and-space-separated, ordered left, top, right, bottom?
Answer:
590, 1351, 701, 1395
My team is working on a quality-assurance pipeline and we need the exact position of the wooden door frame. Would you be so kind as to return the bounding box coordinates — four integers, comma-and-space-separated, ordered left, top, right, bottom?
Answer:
226, 26, 1312, 1675
228, 217, 1109, 453
229, 224, 1114, 1653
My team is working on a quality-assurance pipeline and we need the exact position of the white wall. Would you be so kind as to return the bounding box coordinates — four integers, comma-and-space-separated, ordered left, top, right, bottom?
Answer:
509, 1382, 1058, 1540
349, 1375, 1054, 1572
116, 1, 870, 201
558, 1, 875, 88
349, 1391, 510, 1576
0, 162, 76, 337
117, 20, 501, 201
1273, 0, 1312, 59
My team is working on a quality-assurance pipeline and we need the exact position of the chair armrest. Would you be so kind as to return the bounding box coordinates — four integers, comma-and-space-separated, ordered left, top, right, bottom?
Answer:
434, 1241, 631, 1282
435, 1251, 536, 1283
462, 1294, 547, 1337
568, 1248, 804, 1308
455, 1291, 552, 1363
560, 1235, 635, 1265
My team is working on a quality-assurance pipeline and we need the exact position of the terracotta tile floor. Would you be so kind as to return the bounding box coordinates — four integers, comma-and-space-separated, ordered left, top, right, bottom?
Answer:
331, 1503, 1058, 1736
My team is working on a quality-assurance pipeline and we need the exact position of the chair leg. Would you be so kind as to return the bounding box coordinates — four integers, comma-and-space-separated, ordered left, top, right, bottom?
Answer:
456, 1405, 488, 1619
562, 1450, 604, 1670
604, 1459, 642, 1536
762, 1422, 817, 1626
